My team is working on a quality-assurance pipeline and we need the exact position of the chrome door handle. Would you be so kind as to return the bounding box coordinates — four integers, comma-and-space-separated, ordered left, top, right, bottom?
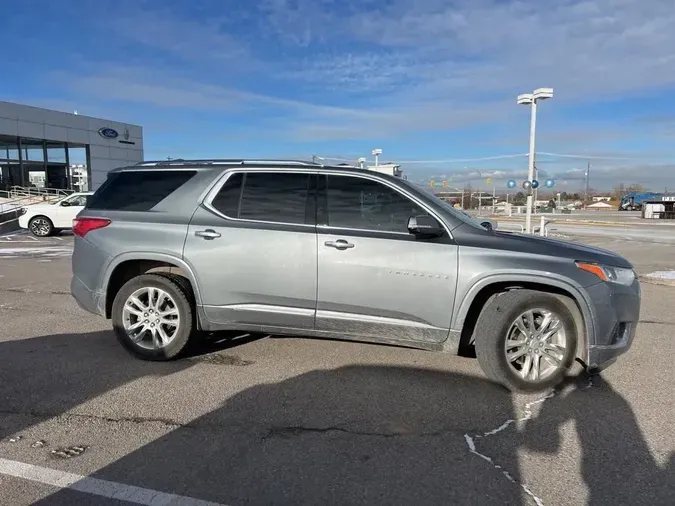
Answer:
325, 239, 354, 250
195, 229, 221, 240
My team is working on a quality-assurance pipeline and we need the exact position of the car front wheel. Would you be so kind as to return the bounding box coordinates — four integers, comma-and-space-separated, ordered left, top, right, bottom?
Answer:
28, 216, 54, 237
111, 273, 197, 360
474, 289, 578, 392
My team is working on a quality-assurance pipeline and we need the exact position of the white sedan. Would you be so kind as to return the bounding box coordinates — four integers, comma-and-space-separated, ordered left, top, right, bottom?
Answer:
18, 192, 93, 237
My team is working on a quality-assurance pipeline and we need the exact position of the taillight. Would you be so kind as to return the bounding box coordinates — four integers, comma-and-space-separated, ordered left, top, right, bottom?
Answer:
73, 217, 111, 237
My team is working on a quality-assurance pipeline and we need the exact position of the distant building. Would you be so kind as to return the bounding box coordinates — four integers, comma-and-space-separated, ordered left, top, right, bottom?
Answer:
1, 100, 143, 191
587, 201, 615, 210
367, 163, 403, 178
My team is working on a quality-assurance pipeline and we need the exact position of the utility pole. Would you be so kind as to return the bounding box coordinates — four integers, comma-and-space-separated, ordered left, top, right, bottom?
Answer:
492, 185, 496, 215
584, 161, 591, 204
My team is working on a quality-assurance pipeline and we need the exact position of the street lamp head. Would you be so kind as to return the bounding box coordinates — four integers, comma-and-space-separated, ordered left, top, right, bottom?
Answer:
372, 148, 382, 156
517, 93, 534, 105
533, 87, 554, 100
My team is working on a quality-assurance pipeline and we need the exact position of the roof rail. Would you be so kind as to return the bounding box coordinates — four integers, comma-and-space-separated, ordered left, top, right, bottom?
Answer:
134, 158, 323, 167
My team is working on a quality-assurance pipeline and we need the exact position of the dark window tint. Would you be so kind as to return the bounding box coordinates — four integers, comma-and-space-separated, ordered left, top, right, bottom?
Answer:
326, 175, 430, 233
212, 172, 311, 224
211, 172, 243, 217
88, 170, 197, 211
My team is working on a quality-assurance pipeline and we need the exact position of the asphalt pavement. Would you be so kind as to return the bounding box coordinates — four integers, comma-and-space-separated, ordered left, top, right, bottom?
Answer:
0, 231, 674, 505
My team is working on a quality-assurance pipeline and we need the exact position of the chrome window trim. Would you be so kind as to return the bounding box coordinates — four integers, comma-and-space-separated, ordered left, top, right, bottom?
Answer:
316, 224, 410, 236
202, 168, 317, 227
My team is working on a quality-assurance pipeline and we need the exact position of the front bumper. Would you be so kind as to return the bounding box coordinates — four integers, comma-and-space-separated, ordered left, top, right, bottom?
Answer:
584, 278, 641, 370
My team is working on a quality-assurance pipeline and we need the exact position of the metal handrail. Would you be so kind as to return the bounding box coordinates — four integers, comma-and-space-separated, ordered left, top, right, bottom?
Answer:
8, 185, 70, 198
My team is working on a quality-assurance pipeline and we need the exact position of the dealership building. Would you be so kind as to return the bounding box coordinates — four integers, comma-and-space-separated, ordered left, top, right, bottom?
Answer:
0, 101, 143, 192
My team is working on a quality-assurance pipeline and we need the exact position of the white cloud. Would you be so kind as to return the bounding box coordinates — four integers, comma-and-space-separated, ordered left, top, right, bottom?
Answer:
39, 0, 675, 188
269, 0, 675, 105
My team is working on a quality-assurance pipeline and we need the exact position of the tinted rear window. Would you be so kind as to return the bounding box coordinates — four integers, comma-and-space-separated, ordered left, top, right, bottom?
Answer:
88, 170, 197, 211
211, 172, 311, 224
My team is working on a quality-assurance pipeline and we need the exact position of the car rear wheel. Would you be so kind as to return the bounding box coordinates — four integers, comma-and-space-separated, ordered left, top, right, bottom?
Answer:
111, 273, 196, 360
29, 216, 54, 237
474, 289, 577, 392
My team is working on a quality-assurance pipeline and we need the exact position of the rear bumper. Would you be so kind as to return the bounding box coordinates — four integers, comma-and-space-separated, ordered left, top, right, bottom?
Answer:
585, 278, 641, 370
71, 275, 104, 317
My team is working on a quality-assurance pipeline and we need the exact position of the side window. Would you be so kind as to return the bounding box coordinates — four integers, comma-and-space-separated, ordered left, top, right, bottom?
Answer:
211, 173, 243, 218
325, 175, 431, 233
68, 195, 88, 206
88, 170, 197, 211
211, 172, 311, 225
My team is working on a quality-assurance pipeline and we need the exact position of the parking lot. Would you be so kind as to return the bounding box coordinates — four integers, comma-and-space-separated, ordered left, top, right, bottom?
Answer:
1, 230, 674, 505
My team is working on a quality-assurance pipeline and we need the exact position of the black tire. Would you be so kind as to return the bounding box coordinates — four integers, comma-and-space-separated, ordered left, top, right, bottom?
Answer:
111, 273, 196, 361
474, 289, 577, 392
28, 216, 54, 237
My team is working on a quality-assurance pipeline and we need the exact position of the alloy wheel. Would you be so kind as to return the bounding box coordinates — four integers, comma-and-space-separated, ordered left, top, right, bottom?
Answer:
504, 308, 568, 382
30, 218, 51, 236
122, 286, 181, 350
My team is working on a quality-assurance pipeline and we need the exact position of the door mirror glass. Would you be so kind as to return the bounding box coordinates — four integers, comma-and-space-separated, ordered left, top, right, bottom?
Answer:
407, 215, 443, 237
60, 200, 71, 207
481, 221, 493, 231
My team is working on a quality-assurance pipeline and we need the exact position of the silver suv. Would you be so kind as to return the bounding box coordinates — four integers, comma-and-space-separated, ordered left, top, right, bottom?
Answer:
70, 159, 641, 392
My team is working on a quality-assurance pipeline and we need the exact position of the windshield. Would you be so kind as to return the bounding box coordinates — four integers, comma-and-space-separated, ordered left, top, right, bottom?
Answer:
400, 180, 489, 230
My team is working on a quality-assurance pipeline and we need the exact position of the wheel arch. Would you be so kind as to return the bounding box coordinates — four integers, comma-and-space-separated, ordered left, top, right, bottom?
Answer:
102, 253, 203, 319
454, 275, 593, 363
28, 214, 54, 225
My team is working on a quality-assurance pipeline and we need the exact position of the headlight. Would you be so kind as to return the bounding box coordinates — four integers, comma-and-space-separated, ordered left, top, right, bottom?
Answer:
18, 207, 27, 216
576, 261, 636, 286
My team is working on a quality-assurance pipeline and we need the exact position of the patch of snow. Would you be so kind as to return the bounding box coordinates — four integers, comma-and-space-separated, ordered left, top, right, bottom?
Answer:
644, 270, 675, 280
0, 247, 72, 258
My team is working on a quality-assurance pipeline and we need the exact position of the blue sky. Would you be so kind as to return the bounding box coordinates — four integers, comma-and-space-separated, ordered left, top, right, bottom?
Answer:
3, 0, 675, 190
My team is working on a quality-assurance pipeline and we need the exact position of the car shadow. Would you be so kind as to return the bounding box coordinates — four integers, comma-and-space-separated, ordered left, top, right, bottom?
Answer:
27, 359, 527, 505
4, 330, 669, 505
0, 330, 265, 440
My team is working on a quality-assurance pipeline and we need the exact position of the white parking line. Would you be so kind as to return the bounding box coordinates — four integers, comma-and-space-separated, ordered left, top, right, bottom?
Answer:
0, 458, 226, 505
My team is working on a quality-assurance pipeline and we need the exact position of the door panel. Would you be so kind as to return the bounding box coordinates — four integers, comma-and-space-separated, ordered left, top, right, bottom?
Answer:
315, 173, 458, 343
56, 194, 88, 228
56, 205, 84, 228
184, 170, 318, 330
184, 207, 317, 329
317, 232, 457, 342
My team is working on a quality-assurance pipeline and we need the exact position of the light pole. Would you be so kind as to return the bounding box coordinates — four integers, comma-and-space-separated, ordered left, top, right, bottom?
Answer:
372, 148, 382, 167
517, 87, 553, 233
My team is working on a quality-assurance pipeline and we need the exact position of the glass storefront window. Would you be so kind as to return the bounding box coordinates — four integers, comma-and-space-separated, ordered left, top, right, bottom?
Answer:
0, 134, 20, 161
0, 136, 90, 191
22, 138, 45, 162
47, 141, 67, 163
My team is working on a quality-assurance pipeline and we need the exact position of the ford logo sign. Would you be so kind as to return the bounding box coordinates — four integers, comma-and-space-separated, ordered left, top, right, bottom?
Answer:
98, 127, 119, 139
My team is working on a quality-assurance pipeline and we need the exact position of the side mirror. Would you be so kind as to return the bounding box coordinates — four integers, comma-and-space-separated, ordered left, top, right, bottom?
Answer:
60, 201, 70, 207
481, 221, 493, 231
407, 215, 443, 237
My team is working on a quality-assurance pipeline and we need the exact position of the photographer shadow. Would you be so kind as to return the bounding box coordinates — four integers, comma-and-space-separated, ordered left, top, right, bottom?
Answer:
523, 375, 674, 505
